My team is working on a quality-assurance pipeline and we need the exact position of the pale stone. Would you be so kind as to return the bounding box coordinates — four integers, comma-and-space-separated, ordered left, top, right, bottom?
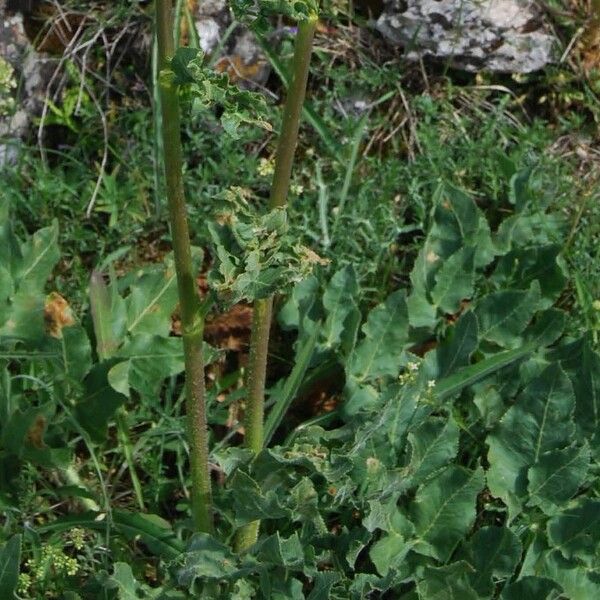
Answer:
376, 0, 557, 73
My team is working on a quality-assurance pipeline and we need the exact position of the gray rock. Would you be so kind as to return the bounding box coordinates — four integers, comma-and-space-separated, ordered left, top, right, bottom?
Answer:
376, 0, 557, 72
1, 9, 55, 166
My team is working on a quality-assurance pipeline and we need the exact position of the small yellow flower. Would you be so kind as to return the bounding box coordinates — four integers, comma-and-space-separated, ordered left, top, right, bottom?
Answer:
257, 157, 275, 177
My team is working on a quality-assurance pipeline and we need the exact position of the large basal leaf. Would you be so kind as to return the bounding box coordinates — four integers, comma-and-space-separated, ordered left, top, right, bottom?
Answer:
410, 465, 484, 562
546, 498, 600, 564
322, 266, 360, 351
473, 281, 541, 349
178, 533, 248, 585
486, 364, 576, 517
1, 402, 70, 468
89, 270, 127, 359
51, 324, 93, 383
570, 341, 600, 456
423, 311, 478, 380
0, 534, 21, 599
491, 245, 567, 308
527, 442, 590, 513
536, 550, 600, 600
0, 221, 60, 340
430, 246, 475, 314
415, 562, 479, 600
105, 562, 160, 600
229, 470, 290, 526
428, 184, 495, 270
407, 247, 438, 329
347, 289, 409, 383
369, 508, 415, 576
500, 576, 562, 599
12, 220, 60, 294
407, 182, 494, 329
124, 265, 178, 338
465, 526, 522, 596
108, 336, 216, 400
76, 360, 128, 442
405, 416, 459, 486
256, 532, 304, 569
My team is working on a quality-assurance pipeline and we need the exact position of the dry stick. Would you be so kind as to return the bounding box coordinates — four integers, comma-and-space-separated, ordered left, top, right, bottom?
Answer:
235, 17, 317, 552
155, 0, 213, 534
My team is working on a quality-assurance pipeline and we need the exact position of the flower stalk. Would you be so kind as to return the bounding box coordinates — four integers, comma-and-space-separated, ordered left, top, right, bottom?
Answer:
155, 0, 213, 534
235, 16, 317, 552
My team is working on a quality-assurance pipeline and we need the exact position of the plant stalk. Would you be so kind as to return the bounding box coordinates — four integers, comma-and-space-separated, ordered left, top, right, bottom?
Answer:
156, 0, 213, 534
235, 17, 317, 552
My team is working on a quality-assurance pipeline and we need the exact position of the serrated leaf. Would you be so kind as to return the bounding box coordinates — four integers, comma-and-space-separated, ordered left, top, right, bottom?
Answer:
546, 498, 600, 563
107, 562, 144, 600
89, 270, 126, 359
76, 360, 127, 442
178, 533, 244, 583
13, 220, 60, 294
537, 549, 600, 600
347, 289, 408, 382
322, 266, 359, 349
487, 365, 576, 516
527, 442, 590, 512
257, 532, 304, 568
429, 183, 495, 269
57, 324, 93, 383
491, 245, 567, 308
423, 311, 478, 380
570, 341, 600, 455
171, 47, 202, 85
406, 416, 459, 486
125, 266, 178, 337
369, 508, 415, 577
108, 336, 216, 400
523, 308, 566, 348
407, 249, 438, 329
474, 282, 541, 348
307, 573, 340, 600
1, 402, 70, 468
500, 576, 562, 600
229, 471, 289, 525
467, 526, 522, 596
0, 534, 21, 599
415, 561, 479, 600
430, 247, 475, 313
278, 275, 320, 331
411, 465, 484, 562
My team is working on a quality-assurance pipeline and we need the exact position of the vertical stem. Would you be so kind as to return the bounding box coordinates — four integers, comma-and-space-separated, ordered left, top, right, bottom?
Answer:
235, 17, 317, 552
156, 0, 213, 534
269, 19, 318, 209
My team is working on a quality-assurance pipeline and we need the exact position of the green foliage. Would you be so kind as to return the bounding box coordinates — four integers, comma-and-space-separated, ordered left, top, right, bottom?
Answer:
207, 188, 322, 305
169, 48, 272, 139
2, 0, 600, 595
0, 535, 21, 599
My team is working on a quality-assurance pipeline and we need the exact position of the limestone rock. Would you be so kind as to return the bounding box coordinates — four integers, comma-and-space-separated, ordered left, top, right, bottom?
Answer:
376, 0, 557, 73
1, 9, 54, 166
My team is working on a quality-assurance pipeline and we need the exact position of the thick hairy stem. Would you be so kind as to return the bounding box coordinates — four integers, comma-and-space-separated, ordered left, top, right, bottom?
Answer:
156, 0, 213, 534
269, 19, 318, 209
236, 17, 317, 552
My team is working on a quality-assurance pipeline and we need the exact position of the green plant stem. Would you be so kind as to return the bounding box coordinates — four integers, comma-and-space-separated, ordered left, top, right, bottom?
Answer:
235, 17, 317, 553
156, 0, 213, 534
269, 19, 318, 208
